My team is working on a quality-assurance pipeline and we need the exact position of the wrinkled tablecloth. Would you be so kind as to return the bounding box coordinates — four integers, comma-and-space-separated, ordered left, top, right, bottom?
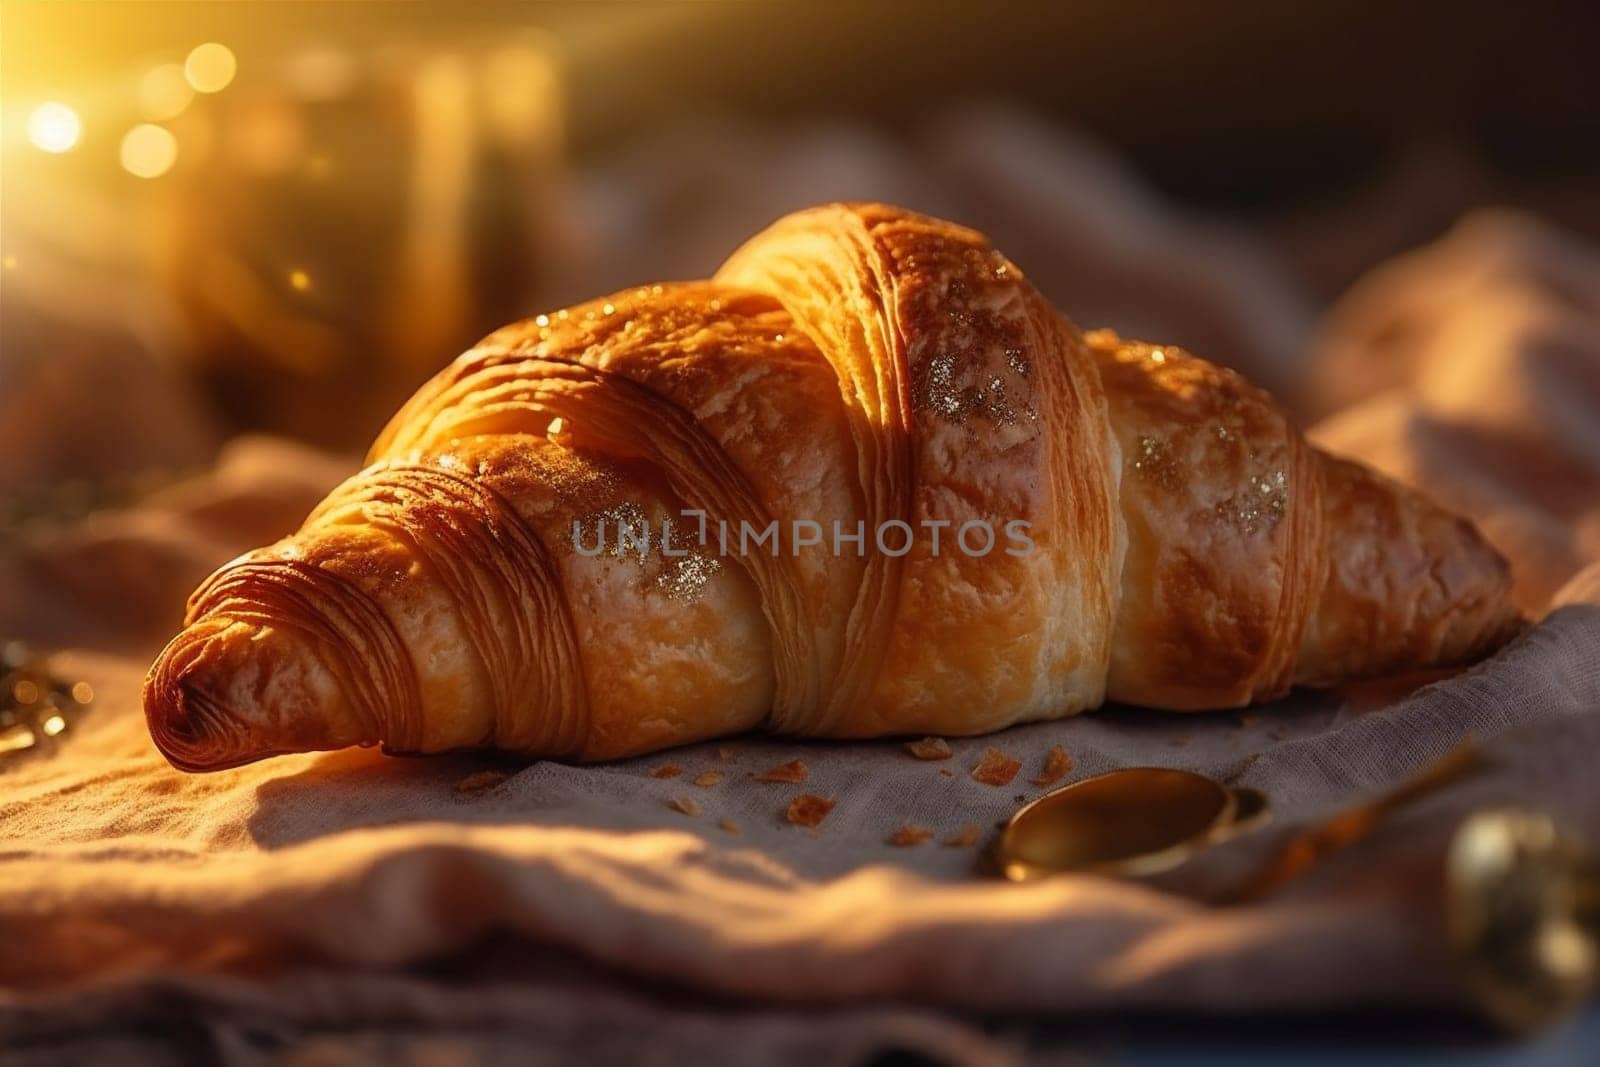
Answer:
4, 112, 1600, 1066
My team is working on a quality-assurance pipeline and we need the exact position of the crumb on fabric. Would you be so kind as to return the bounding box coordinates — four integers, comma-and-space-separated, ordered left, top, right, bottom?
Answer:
455, 770, 508, 793
889, 823, 933, 847
650, 764, 683, 779
939, 767, 954, 778
717, 746, 738, 761
719, 818, 740, 834
1031, 744, 1072, 786
786, 793, 834, 827
693, 770, 725, 787
971, 747, 1022, 787
755, 759, 809, 784
905, 736, 952, 760
944, 825, 980, 848
667, 796, 701, 816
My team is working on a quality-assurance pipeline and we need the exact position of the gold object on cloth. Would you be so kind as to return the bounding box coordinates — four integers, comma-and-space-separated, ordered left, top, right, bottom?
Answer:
1449, 808, 1600, 1032
996, 767, 1269, 880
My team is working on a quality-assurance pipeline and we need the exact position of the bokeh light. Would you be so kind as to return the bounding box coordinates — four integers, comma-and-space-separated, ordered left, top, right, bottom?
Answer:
26, 102, 81, 153
231, 96, 303, 173
288, 269, 311, 291
139, 62, 195, 120
120, 124, 179, 178
185, 42, 237, 93
284, 46, 357, 100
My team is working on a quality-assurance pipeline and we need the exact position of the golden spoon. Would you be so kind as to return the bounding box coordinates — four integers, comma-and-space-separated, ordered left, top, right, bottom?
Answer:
996, 767, 1261, 881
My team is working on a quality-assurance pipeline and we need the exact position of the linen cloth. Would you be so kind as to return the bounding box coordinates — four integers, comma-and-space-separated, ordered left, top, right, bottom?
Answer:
5, 113, 1600, 1064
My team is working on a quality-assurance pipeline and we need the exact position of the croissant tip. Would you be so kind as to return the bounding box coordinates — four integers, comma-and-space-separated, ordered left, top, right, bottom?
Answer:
144, 647, 240, 773
142, 620, 298, 773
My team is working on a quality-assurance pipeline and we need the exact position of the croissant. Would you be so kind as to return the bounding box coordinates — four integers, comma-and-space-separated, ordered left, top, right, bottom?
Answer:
145, 203, 1520, 771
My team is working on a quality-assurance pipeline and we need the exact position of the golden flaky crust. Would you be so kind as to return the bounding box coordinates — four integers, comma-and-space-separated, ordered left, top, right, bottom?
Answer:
144, 203, 1522, 771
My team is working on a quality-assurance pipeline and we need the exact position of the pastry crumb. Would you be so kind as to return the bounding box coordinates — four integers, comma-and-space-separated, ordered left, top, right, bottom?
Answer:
905, 736, 952, 760
944, 825, 980, 848
755, 758, 809, 784
455, 770, 508, 793
786, 793, 834, 827
1031, 744, 1073, 786
650, 764, 683, 779
717, 745, 738, 761
938, 767, 954, 778
971, 747, 1022, 787
693, 770, 725, 787
667, 796, 701, 816
889, 823, 932, 847
719, 817, 741, 834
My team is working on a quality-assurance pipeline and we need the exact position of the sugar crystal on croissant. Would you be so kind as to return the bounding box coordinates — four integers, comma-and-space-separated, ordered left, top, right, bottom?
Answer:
145, 203, 1521, 771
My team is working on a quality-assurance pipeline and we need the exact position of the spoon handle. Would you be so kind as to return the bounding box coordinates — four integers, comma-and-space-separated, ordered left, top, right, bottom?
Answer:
1228, 743, 1482, 903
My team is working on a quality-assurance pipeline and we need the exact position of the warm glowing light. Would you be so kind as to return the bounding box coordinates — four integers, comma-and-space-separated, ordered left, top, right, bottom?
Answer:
285, 46, 357, 100
233, 97, 302, 173
483, 40, 561, 150
140, 62, 195, 120
12, 680, 39, 705
41, 715, 67, 737
0, 725, 35, 756
27, 102, 81, 153
71, 682, 94, 704
120, 124, 178, 178
3, 255, 15, 270
289, 269, 311, 291
186, 42, 238, 93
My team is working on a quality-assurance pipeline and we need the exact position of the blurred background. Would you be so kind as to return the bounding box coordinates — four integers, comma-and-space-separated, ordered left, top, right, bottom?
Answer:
4, 1, 1600, 586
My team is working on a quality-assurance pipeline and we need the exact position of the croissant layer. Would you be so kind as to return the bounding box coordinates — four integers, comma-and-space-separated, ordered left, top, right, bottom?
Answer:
145, 203, 1520, 770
